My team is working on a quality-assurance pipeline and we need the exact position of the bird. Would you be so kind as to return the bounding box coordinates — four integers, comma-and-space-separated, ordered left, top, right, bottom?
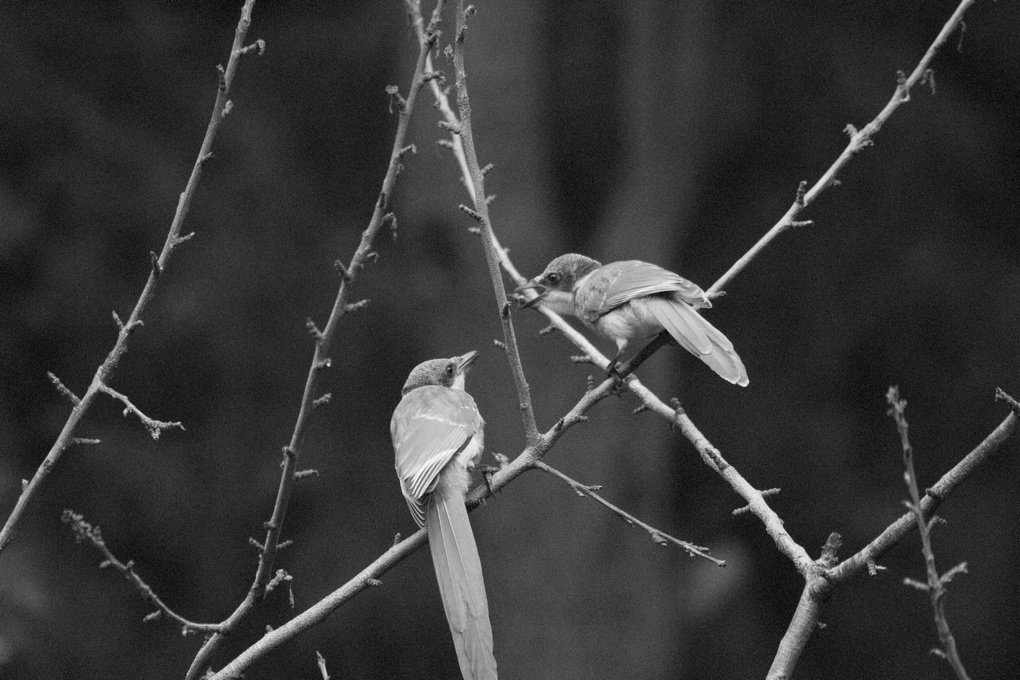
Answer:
390, 350, 498, 680
516, 254, 748, 386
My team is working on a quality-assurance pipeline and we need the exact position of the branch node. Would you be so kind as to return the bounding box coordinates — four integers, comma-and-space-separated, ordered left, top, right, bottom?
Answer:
393, 533, 402, 546
315, 358, 332, 371
795, 180, 808, 207
995, 387, 1020, 417
383, 212, 398, 241
306, 318, 324, 341
312, 393, 332, 409
334, 260, 351, 281
345, 299, 371, 314
438, 120, 461, 134
48, 372, 81, 406
150, 251, 162, 277
385, 85, 407, 114
459, 204, 481, 221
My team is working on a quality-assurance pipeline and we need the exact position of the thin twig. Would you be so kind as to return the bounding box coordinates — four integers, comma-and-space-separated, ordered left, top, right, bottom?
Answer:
450, 0, 540, 445
887, 387, 971, 680
534, 460, 725, 566
185, 3, 445, 678
708, 0, 979, 296
62, 510, 225, 634
0, 0, 260, 556
98, 384, 185, 440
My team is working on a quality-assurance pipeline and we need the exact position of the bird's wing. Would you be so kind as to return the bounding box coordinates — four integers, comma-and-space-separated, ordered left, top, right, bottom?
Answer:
391, 387, 482, 527
576, 260, 711, 321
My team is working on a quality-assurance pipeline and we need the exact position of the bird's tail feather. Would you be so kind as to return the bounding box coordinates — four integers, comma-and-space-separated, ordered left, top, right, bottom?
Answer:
646, 297, 749, 386
427, 489, 498, 680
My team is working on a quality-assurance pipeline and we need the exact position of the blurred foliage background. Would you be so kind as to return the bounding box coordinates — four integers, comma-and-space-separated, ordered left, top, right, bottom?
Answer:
1, 1, 1018, 678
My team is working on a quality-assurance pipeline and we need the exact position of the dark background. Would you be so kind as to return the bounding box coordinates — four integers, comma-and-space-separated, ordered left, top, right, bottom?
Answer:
1, 1, 1018, 678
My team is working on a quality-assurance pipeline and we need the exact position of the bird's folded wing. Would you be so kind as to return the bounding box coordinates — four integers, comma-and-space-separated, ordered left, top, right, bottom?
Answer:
391, 387, 481, 526
581, 260, 711, 317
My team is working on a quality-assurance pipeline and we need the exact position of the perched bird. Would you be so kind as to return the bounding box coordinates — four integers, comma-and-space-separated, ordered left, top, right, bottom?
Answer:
390, 351, 498, 680
517, 254, 748, 386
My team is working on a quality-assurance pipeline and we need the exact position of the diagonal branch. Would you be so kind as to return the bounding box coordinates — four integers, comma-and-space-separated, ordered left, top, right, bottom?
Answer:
185, 3, 447, 678
0, 0, 260, 556
534, 460, 725, 566
450, 0, 540, 445
62, 510, 226, 634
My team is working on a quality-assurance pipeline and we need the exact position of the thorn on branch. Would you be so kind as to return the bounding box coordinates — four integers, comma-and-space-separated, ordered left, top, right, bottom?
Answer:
315, 357, 332, 371
48, 372, 81, 406
385, 85, 407, 114
632, 404, 648, 415
312, 393, 331, 409
586, 375, 595, 392
795, 180, 808, 207
236, 38, 266, 57
570, 354, 594, 365
276, 540, 293, 552
366, 578, 383, 587
844, 123, 859, 138
222, 100, 233, 118
306, 318, 324, 341
143, 611, 162, 623
173, 232, 195, 246
249, 537, 265, 551
216, 64, 226, 92
538, 324, 557, 336
383, 213, 398, 241
995, 387, 1020, 417
904, 577, 929, 592
866, 558, 887, 576
896, 70, 910, 101
484, 194, 497, 206
150, 251, 162, 277
334, 260, 351, 281
366, 251, 380, 265
393, 533, 402, 546
790, 220, 814, 228
345, 299, 370, 314
501, 301, 511, 319
921, 68, 936, 95
439, 120, 461, 134
399, 144, 417, 158
99, 385, 183, 440
480, 163, 494, 175
459, 204, 481, 221
294, 469, 319, 481
437, 139, 455, 150
493, 339, 506, 350
72, 438, 102, 446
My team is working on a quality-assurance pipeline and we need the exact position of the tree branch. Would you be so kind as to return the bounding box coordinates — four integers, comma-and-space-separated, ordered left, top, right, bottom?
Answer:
186, 3, 446, 678
450, 0, 540, 445
0, 0, 260, 556
534, 460, 725, 566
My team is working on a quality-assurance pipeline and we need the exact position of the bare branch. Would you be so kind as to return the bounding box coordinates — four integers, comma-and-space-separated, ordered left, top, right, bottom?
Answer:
62, 510, 225, 634
534, 461, 725, 566
0, 0, 258, 556
887, 387, 972, 680
185, 3, 447, 677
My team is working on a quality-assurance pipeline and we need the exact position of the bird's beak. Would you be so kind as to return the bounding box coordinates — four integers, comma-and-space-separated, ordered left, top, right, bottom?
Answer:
514, 280, 546, 309
456, 350, 479, 373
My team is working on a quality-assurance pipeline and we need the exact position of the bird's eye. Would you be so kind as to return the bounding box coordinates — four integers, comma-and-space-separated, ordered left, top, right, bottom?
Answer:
546, 272, 561, 285
445, 364, 455, 376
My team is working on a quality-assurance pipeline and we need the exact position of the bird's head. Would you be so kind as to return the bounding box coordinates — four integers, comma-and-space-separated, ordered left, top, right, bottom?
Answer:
515, 253, 602, 310
401, 350, 478, 395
